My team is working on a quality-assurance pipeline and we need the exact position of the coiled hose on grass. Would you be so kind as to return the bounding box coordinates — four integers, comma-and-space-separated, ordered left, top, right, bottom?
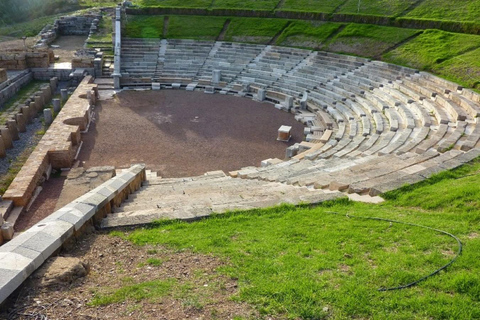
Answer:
326, 211, 463, 291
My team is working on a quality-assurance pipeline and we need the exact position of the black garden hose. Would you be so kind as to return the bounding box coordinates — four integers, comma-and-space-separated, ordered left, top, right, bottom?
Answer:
325, 211, 463, 291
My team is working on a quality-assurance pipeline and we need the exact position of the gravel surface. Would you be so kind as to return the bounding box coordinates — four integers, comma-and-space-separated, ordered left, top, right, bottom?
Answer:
79, 90, 305, 177
0, 117, 43, 176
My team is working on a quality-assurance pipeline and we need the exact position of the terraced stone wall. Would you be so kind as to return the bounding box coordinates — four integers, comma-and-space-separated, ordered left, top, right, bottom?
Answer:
3, 76, 98, 207
0, 71, 33, 107
0, 50, 54, 71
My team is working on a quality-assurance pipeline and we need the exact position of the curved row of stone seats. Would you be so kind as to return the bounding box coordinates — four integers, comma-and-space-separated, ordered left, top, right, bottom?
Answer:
118, 39, 480, 159
101, 170, 344, 228
120, 38, 161, 79
155, 39, 214, 79
197, 42, 264, 83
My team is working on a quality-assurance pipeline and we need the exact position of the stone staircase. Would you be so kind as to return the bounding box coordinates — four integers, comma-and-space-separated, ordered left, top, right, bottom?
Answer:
101, 170, 344, 228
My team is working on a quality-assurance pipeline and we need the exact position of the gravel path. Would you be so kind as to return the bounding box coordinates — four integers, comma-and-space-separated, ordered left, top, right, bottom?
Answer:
78, 90, 305, 178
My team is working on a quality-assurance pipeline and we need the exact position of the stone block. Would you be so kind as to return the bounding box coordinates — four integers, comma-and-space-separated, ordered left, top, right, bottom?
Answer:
0, 138, 5, 158
0, 127, 13, 149
152, 83, 160, 90
61, 89, 68, 102
256, 89, 265, 101
43, 108, 53, 126
0, 68, 6, 83
1, 223, 14, 240
6, 120, 19, 141
15, 113, 26, 132
212, 69, 221, 83
52, 99, 61, 113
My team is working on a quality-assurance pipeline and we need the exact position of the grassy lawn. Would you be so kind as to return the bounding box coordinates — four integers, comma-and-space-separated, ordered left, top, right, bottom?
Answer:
166, 15, 226, 40
124, 15, 164, 38
325, 23, 419, 58
0, 14, 61, 37
383, 29, 480, 70
279, 0, 343, 13
434, 47, 480, 91
87, 12, 112, 43
131, 0, 212, 8
276, 21, 343, 49
223, 17, 288, 44
337, 0, 417, 16
212, 0, 278, 10
103, 156, 480, 319
78, 0, 118, 7
405, 0, 480, 22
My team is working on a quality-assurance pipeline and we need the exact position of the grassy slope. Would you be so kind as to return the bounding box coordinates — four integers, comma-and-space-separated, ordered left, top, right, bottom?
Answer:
325, 23, 419, 57
338, 0, 417, 16
124, 15, 164, 38
166, 15, 226, 40
112, 157, 480, 319
279, 0, 342, 13
0, 14, 61, 37
223, 17, 289, 44
406, 0, 480, 22
131, 0, 211, 8
383, 29, 480, 70
275, 21, 342, 49
211, 0, 278, 10
435, 47, 480, 90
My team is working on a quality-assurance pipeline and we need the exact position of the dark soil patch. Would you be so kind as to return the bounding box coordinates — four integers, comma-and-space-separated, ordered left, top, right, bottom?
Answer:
0, 232, 263, 320
79, 90, 304, 178
50, 35, 88, 63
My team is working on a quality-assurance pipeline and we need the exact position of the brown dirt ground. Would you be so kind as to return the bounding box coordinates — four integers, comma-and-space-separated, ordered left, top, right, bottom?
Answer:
78, 90, 305, 178
14, 176, 65, 232
0, 231, 270, 320
50, 35, 88, 63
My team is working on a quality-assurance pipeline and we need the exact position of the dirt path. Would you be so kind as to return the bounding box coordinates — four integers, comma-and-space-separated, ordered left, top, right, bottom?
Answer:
50, 35, 88, 63
78, 90, 305, 178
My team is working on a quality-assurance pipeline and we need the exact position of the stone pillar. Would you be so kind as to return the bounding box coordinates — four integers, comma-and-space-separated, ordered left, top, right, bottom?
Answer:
21, 105, 32, 124
42, 85, 52, 102
300, 92, 308, 110
15, 113, 26, 132
94, 57, 102, 77
0, 138, 5, 158
61, 89, 68, 103
285, 96, 294, 109
1, 127, 13, 149
30, 101, 39, 114
35, 92, 45, 107
34, 96, 43, 112
6, 120, 19, 141
43, 109, 53, 126
50, 77, 58, 93
212, 69, 221, 83
257, 89, 266, 101
52, 98, 61, 113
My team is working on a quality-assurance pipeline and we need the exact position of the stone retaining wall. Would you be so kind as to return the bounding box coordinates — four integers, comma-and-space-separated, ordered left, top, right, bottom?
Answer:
0, 71, 33, 108
0, 164, 146, 306
0, 69, 6, 84
0, 50, 54, 71
31, 68, 74, 81
3, 76, 98, 207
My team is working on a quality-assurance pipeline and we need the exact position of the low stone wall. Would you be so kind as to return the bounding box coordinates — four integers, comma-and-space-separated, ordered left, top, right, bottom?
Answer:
0, 163, 146, 306
0, 50, 54, 71
31, 68, 73, 81
0, 69, 6, 84
3, 76, 98, 207
0, 71, 33, 108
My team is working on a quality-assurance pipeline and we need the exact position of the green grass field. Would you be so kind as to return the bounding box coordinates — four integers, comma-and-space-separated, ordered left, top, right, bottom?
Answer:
131, 0, 212, 8
276, 21, 342, 49
384, 29, 480, 70
406, 0, 480, 22
101, 157, 480, 319
279, 0, 342, 13
325, 23, 419, 57
223, 17, 288, 44
211, 0, 278, 10
435, 47, 480, 90
337, 0, 417, 16
166, 15, 226, 40
124, 15, 164, 38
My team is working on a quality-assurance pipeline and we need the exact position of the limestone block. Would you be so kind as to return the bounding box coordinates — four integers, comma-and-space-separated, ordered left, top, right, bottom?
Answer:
0, 138, 5, 158
52, 99, 61, 113
61, 89, 68, 102
6, 120, 19, 140
257, 89, 266, 101
152, 83, 160, 90
1, 223, 14, 240
20, 105, 32, 124
212, 69, 221, 83
43, 108, 53, 126
0, 68, 7, 83
50, 77, 58, 93
0, 127, 13, 149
